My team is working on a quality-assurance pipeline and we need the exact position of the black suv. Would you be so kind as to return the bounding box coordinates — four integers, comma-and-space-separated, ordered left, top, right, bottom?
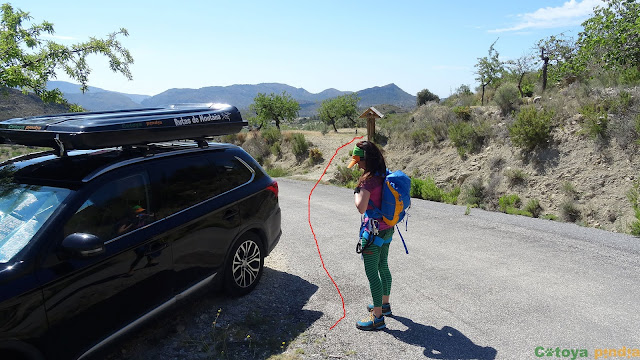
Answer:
0, 105, 281, 360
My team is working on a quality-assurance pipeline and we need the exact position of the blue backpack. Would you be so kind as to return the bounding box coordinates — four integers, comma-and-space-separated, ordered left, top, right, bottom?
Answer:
357, 170, 411, 254
366, 169, 411, 227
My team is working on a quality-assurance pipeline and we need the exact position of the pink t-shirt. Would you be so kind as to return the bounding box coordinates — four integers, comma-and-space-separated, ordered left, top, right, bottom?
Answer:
361, 176, 392, 231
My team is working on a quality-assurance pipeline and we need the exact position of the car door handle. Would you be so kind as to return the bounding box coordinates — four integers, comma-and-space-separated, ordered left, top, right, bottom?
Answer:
223, 209, 238, 221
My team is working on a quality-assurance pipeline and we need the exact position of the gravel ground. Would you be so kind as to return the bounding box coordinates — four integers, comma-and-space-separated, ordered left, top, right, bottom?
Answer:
93, 251, 325, 360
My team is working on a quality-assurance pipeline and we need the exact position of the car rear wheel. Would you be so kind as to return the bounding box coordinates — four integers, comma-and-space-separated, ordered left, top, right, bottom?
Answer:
224, 232, 264, 296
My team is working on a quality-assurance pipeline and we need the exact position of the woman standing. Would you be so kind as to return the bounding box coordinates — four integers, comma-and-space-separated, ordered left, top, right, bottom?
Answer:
348, 141, 393, 331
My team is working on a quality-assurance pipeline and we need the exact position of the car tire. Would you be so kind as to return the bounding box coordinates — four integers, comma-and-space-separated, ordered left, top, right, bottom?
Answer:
224, 232, 264, 296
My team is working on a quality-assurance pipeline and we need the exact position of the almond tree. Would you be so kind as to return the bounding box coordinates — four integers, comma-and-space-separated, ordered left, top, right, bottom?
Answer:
0, 4, 133, 107
249, 92, 300, 130
474, 39, 504, 105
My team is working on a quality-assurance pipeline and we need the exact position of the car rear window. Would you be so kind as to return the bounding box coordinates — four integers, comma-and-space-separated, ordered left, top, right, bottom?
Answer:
150, 153, 252, 218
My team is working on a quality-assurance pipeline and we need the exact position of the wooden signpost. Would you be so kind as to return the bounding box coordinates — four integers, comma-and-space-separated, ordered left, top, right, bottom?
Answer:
359, 107, 383, 143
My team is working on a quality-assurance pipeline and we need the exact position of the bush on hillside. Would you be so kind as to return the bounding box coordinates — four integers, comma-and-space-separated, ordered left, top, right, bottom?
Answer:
291, 133, 309, 157
494, 83, 521, 115
417, 88, 440, 106
508, 106, 555, 151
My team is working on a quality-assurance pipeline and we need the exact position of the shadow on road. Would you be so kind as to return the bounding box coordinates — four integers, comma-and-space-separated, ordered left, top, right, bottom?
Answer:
95, 267, 322, 359
386, 316, 497, 359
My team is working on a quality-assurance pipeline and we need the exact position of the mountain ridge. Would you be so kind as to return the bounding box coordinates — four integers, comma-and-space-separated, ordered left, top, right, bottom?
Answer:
46, 81, 417, 116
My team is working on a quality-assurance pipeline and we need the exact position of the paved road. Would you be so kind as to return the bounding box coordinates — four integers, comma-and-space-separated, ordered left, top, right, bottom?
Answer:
276, 177, 640, 359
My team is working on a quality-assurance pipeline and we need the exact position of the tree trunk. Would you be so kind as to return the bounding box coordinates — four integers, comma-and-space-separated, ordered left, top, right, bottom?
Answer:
481, 84, 486, 106
518, 72, 525, 98
541, 49, 549, 92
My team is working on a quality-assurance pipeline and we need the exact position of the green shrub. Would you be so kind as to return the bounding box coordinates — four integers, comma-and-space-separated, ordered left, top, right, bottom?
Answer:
562, 181, 579, 200
308, 147, 323, 164
463, 178, 485, 207
499, 194, 521, 213
521, 83, 534, 98
579, 103, 609, 140
333, 165, 362, 187
266, 167, 289, 178
410, 177, 459, 204
504, 168, 528, 186
494, 83, 521, 115
524, 199, 543, 218
411, 129, 431, 146
452, 106, 472, 121
448, 122, 485, 157
509, 106, 555, 151
561, 201, 581, 222
417, 88, 440, 106
260, 127, 281, 145
270, 142, 281, 157
291, 133, 308, 157
627, 179, 640, 236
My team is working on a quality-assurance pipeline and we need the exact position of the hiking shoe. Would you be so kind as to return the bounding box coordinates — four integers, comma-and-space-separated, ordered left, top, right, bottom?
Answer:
367, 303, 392, 316
356, 312, 386, 331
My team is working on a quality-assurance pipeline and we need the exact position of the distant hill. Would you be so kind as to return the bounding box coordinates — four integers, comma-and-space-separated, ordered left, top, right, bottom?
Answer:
47, 81, 151, 111
141, 83, 416, 116
46, 81, 417, 116
0, 87, 69, 121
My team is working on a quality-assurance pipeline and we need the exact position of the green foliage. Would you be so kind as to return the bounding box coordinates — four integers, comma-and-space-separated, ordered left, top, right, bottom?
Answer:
536, 33, 582, 86
562, 181, 579, 200
290, 133, 308, 157
463, 178, 485, 207
260, 127, 282, 145
410, 177, 459, 204
626, 179, 640, 236
577, 0, 640, 74
509, 106, 555, 151
333, 165, 362, 188
308, 147, 323, 164
499, 194, 521, 213
561, 200, 581, 222
0, 3, 133, 105
270, 142, 281, 157
504, 168, 528, 186
250, 92, 300, 130
265, 166, 289, 178
417, 88, 440, 106
410, 129, 431, 146
452, 106, 472, 121
494, 83, 521, 115
475, 39, 505, 105
524, 199, 543, 218
448, 121, 489, 157
318, 93, 360, 132
579, 103, 609, 140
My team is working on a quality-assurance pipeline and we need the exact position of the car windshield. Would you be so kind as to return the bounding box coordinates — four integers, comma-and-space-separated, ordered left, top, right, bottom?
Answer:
0, 178, 71, 263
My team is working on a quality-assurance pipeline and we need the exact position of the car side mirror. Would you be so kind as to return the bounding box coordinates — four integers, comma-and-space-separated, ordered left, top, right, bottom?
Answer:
61, 233, 105, 258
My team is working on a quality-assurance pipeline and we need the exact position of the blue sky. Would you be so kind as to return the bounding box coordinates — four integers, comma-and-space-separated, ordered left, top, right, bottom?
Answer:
10, 0, 604, 98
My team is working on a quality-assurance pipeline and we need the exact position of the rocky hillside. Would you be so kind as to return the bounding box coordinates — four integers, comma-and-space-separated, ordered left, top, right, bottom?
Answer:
254, 88, 640, 236
0, 87, 69, 121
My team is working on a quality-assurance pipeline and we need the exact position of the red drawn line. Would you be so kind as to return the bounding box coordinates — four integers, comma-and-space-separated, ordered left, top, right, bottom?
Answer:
308, 135, 364, 330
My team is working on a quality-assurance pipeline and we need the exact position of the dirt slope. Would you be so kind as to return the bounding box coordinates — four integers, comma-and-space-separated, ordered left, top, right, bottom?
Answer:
269, 123, 639, 235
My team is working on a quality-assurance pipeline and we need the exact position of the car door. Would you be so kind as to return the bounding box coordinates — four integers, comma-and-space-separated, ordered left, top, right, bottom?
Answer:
146, 152, 246, 294
36, 167, 174, 359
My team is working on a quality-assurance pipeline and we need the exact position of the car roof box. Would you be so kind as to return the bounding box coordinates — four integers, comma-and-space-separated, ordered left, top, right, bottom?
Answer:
0, 103, 247, 155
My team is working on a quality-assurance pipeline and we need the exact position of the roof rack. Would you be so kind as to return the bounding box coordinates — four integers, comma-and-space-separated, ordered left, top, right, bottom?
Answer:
0, 103, 247, 157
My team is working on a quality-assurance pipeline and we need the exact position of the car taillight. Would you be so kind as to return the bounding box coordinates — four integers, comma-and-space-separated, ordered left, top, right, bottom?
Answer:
266, 181, 278, 197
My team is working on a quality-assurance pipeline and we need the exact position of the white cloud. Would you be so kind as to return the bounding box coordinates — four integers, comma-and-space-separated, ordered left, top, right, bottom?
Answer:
489, 0, 605, 33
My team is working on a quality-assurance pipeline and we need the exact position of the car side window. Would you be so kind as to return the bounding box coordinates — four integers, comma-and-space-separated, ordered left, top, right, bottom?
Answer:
150, 153, 252, 219
64, 173, 152, 241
